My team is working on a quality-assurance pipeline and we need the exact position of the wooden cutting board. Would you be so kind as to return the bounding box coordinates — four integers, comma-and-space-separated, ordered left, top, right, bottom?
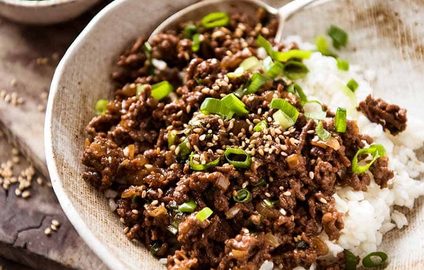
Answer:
0, 3, 112, 269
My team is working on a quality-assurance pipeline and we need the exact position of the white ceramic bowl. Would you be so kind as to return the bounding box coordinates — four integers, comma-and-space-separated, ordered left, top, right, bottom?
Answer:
45, 0, 424, 269
0, 0, 100, 24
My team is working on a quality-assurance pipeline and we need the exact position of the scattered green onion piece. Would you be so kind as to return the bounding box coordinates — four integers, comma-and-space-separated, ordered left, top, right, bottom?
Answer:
233, 189, 252, 203
177, 138, 191, 160
136, 84, 147, 96
362, 251, 388, 268
246, 73, 269, 94
95, 99, 108, 115
266, 61, 284, 79
143, 42, 152, 57
315, 35, 337, 57
224, 148, 251, 169
337, 58, 349, 71
262, 56, 274, 71
196, 207, 213, 222
221, 93, 249, 116
303, 100, 326, 120
151, 81, 174, 100
191, 33, 201, 52
288, 83, 308, 105
167, 130, 178, 147
253, 120, 267, 132
316, 121, 331, 141
344, 250, 358, 270
256, 35, 274, 58
352, 144, 386, 174
150, 242, 161, 255
189, 152, 220, 171
273, 110, 295, 130
270, 98, 299, 123
273, 49, 312, 62
183, 23, 197, 39
347, 79, 359, 92
200, 98, 234, 119
263, 199, 275, 207
335, 107, 347, 133
327, 25, 348, 49
167, 224, 178, 235
240, 56, 261, 72
201, 12, 230, 28
178, 200, 197, 213
282, 60, 309, 80
226, 67, 244, 79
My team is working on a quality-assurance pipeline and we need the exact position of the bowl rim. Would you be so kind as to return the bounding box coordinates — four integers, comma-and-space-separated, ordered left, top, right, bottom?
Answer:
45, 0, 129, 269
0, 0, 78, 7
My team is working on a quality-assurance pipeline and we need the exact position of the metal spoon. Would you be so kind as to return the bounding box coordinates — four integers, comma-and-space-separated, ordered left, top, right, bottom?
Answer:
149, 0, 319, 43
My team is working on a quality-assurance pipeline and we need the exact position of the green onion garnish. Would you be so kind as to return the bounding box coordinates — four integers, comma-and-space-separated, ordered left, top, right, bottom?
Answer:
178, 200, 197, 213
287, 83, 308, 105
183, 23, 197, 39
177, 138, 191, 160
239, 56, 261, 72
315, 35, 337, 57
273, 49, 312, 62
336, 58, 349, 71
136, 84, 147, 96
335, 107, 347, 133
167, 130, 178, 147
143, 42, 152, 57
352, 144, 386, 174
150, 242, 161, 255
233, 189, 252, 203
327, 25, 348, 49
282, 60, 309, 80
256, 35, 274, 59
167, 224, 178, 235
316, 121, 331, 141
196, 207, 213, 222
266, 61, 284, 79
191, 33, 201, 52
200, 98, 234, 119
95, 99, 108, 115
151, 81, 174, 100
263, 199, 275, 207
347, 79, 359, 92
189, 152, 220, 171
224, 148, 251, 169
201, 12, 230, 28
273, 110, 295, 130
344, 250, 358, 270
253, 120, 267, 132
246, 73, 269, 94
362, 251, 388, 268
270, 98, 299, 123
221, 93, 249, 116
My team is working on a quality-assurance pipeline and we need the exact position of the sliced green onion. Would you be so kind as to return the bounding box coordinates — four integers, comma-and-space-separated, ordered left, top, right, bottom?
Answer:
183, 23, 197, 39
256, 35, 274, 58
189, 152, 220, 171
303, 101, 326, 120
266, 61, 284, 79
196, 207, 213, 222
262, 56, 274, 71
143, 42, 152, 57
221, 93, 249, 116
177, 138, 191, 160
273, 49, 312, 62
136, 84, 147, 96
336, 58, 349, 71
344, 250, 358, 270
201, 12, 229, 28
352, 144, 386, 174
167, 130, 178, 147
316, 121, 331, 141
273, 110, 295, 130
224, 148, 251, 169
347, 79, 359, 92
246, 73, 269, 94
362, 251, 388, 268
288, 83, 308, 105
226, 68, 244, 79
253, 120, 267, 132
282, 60, 309, 80
151, 81, 174, 100
315, 35, 337, 57
327, 25, 348, 49
95, 99, 108, 115
150, 242, 161, 255
233, 189, 252, 203
240, 56, 261, 72
335, 107, 347, 133
263, 199, 275, 207
167, 224, 178, 235
191, 33, 201, 52
200, 98, 234, 119
270, 98, 299, 123
178, 200, 197, 213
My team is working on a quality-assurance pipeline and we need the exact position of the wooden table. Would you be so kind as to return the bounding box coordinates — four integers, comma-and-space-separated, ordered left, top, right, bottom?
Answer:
0, 3, 112, 269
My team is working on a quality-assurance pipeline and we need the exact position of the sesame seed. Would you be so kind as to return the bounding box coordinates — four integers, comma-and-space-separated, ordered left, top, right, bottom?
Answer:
279, 208, 287, 215
52, 219, 60, 227
132, 209, 139, 214
123, 227, 129, 234
151, 200, 159, 206
14, 189, 21, 196
44, 228, 52, 236
258, 149, 264, 156
309, 171, 315, 179
50, 224, 58, 231
21, 190, 31, 199
265, 192, 271, 197
283, 191, 291, 196
319, 198, 328, 204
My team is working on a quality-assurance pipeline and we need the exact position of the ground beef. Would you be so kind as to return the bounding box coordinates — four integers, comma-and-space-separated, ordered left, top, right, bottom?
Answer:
358, 95, 407, 135
81, 9, 401, 270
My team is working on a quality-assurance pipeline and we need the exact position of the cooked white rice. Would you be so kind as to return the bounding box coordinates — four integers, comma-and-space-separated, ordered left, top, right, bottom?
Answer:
278, 37, 424, 262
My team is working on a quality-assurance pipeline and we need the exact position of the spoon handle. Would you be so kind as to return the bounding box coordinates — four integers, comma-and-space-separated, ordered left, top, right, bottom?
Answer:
275, 0, 317, 42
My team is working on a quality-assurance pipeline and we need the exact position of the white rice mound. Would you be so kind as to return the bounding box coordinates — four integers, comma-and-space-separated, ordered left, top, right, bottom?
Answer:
284, 37, 424, 260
